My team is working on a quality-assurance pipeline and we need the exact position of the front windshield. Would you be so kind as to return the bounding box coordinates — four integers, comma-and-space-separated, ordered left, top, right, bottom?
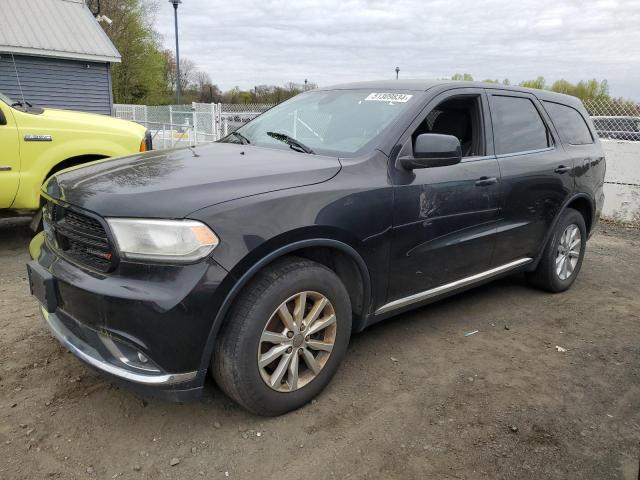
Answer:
0, 92, 15, 106
224, 90, 418, 157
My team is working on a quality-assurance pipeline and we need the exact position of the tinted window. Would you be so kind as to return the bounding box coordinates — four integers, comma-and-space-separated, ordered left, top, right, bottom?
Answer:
491, 96, 550, 155
544, 101, 593, 145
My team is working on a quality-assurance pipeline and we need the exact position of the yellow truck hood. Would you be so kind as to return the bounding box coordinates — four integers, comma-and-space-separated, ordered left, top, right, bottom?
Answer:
39, 108, 146, 136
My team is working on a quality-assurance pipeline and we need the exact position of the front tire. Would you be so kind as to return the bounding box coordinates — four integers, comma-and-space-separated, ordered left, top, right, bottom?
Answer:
212, 257, 352, 416
526, 208, 587, 292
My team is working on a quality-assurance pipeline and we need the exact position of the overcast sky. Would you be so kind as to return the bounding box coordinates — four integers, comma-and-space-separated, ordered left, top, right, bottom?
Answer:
154, 0, 640, 99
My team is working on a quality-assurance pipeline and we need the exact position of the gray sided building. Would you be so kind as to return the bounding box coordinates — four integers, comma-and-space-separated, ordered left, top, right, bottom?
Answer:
0, 0, 121, 115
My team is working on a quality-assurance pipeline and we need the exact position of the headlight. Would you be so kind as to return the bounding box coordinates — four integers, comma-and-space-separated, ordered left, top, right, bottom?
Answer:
106, 218, 219, 263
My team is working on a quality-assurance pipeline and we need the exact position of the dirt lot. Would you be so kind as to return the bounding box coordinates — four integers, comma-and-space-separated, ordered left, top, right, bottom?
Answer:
0, 217, 639, 480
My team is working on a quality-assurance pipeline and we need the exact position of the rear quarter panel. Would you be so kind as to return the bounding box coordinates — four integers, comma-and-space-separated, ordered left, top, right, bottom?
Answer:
575, 113, 607, 225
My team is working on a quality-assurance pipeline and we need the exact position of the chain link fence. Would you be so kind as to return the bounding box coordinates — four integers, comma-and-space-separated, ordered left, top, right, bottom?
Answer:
114, 98, 640, 149
217, 103, 275, 137
584, 98, 640, 142
113, 103, 274, 149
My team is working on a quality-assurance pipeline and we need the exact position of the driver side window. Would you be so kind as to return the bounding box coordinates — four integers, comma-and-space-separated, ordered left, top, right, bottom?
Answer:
411, 95, 485, 158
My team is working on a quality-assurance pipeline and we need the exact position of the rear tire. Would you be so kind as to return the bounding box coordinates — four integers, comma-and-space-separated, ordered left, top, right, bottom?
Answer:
212, 256, 352, 416
526, 208, 586, 293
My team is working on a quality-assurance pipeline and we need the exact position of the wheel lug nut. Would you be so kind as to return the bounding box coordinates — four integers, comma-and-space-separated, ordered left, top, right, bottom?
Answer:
287, 331, 294, 338
298, 349, 303, 355
300, 324, 305, 331
305, 335, 309, 341
287, 347, 293, 353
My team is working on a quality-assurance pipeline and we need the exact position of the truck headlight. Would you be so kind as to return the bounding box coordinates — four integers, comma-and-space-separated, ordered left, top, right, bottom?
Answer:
106, 219, 219, 263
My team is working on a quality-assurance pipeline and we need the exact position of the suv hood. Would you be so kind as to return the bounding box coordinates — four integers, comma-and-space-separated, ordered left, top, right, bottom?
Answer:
44, 143, 341, 218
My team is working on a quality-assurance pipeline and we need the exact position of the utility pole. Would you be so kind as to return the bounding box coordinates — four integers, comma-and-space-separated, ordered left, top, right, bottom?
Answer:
395, 67, 400, 80
170, 0, 182, 103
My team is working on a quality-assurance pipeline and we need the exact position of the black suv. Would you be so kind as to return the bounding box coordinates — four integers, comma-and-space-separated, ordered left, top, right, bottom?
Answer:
28, 81, 606, 415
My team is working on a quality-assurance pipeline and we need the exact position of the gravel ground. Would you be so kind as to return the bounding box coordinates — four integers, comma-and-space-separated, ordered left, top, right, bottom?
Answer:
0, 217, 639, 480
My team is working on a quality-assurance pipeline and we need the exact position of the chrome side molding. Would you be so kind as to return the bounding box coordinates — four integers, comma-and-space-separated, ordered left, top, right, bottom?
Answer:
375, 258, 533, 315
0, 165, 12, 171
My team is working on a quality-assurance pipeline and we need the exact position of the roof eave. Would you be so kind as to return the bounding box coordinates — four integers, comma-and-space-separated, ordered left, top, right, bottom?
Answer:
0, 46, 121, 64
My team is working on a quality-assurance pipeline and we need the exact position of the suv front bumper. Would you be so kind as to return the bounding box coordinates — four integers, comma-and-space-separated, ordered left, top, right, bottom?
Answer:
28, 232, 231, 402
40, 307, 197, 386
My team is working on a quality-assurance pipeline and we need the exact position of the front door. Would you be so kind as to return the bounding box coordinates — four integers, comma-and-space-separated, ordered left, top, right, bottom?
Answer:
0, 102, 21, 208
487, 91, 574, 265
386, 89, 501, 304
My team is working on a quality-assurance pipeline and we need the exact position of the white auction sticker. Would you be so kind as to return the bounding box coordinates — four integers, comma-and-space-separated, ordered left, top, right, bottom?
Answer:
364, 92, 413, 103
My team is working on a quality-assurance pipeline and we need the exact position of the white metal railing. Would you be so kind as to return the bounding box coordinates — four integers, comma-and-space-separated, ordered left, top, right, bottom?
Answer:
142, 121, 217, 149
113, 103, 274, 148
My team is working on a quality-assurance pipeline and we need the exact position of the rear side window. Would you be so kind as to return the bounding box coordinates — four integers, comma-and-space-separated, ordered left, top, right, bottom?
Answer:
490, 95, 550, 155
543, 101, 593, 145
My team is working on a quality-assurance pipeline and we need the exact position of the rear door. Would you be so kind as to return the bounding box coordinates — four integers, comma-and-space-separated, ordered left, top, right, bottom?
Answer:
0, 102, 21, 208
542, 101, 606, 216
488, 90, 573, 265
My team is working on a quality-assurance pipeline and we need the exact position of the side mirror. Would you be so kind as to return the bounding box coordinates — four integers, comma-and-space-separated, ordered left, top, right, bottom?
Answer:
399, 133, 462, 170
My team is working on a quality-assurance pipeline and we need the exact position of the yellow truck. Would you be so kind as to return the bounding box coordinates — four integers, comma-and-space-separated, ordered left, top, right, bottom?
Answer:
0, 91, 150, 215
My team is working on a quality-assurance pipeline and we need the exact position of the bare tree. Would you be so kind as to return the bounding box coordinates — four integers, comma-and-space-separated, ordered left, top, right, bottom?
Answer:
191, 71, 221, 102
164, 53, 196, 102
178, 58, 196, 95
193, 71, 211, 91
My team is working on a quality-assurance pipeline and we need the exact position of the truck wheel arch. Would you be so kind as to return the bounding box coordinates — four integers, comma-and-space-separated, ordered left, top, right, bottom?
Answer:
44, 154, 108, 182
38, 155, 108, 207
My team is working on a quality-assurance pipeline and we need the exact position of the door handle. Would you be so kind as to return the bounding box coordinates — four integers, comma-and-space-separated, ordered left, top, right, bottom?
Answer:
554, 165, 571, 174
475, 176, 498, 187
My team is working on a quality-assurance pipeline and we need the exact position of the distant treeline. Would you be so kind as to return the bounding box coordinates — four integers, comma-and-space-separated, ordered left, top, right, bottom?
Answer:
451, 73, 638, 115
451, 73, 609, 101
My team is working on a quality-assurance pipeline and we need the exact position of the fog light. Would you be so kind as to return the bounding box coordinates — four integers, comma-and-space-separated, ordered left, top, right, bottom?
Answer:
99, 334, 161, 373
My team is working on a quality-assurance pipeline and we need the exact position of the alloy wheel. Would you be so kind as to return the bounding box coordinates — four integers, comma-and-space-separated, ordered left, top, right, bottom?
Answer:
556, 223, 581, 281
258, 291, 337, 392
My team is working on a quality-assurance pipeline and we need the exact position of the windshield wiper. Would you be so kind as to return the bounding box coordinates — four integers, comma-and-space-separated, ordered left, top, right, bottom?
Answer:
230, 131, 250, 145
266, 131, 315, 154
